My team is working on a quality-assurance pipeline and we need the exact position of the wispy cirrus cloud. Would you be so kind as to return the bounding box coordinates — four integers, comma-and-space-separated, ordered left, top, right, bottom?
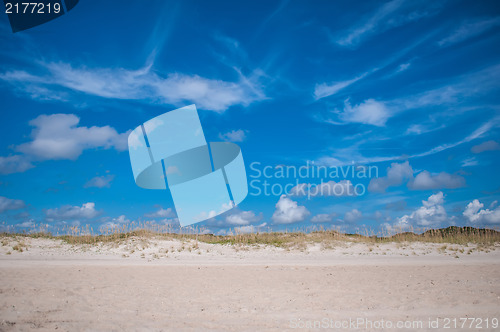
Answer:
314, 72, 370, 100
317, 118, 497, 167
0, 60, 267, 112
334, 0, 440, 47
319, 64, 500, 128
315, 64, 500, 167
438, 17, 500, 47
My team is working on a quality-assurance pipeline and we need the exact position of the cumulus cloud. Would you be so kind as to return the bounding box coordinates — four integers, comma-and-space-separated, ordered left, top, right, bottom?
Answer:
99, 215, 131, 231
144, 206, 176, 219
344, 209, 362, 223
333, 99, 390, 126
0, 114, 129, 174
463, 199, 500, 225
218, 129, 247, 142
0, 61, 266, 112
0, 155, 34, 175
225, 210, 262, 226
234, 223, 267, 234
84, 175, 115, 188
271, 195, 310, 224
44, 202, 100, 221
17, 221, 35, 228
16, 114, 129, 161
408, 171, 466, 190
369, 161, 413, 193
395, 192, 447, 228
0, 196, 26, 213
471, 140, 500, 153
369, 161, 466, 192
290, 180, 356, 197
311, 213, 337, 223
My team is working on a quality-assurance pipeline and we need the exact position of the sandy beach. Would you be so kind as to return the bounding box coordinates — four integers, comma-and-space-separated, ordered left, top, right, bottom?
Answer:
0, 237, 499, 331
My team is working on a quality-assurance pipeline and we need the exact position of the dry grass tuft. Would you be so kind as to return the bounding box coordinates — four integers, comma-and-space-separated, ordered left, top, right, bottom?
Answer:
0, 226, 498, 250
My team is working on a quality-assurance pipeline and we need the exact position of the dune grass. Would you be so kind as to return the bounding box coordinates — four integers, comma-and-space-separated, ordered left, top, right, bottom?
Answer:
1, 226, 499, 249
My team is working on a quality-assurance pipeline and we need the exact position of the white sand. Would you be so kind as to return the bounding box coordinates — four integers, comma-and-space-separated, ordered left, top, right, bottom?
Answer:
0, 237, 499, 331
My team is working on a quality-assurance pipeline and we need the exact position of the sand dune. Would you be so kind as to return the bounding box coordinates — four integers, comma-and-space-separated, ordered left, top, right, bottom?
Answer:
0, 237, 499, 331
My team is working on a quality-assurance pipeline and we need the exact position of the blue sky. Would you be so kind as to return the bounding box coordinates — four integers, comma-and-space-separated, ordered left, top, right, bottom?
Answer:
0, 0, 499, 235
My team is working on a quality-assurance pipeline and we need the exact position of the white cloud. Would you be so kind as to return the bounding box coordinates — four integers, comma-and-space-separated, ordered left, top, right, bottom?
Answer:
99, 220, 125, 232
0, 114, 130, 174
45, 202, 100, 221
145, 207, 176, 219
234, 223, 267, 234
113, 215, 130, 224
290, 180, 356, 197
463, 199, 500, 225
317, 66, 500, 167
333, 99, 390, 126
311, 213, 336, 223
396, 62, 411, 72
335, 0, 437, 46
368, 161, 465, 192
0, 61, 266, 112
0, 196, 26, 213
368, 161, 413, 193
385, 65, 500, 115
461, 157, 478, 167
17, 221, 35, 228
225, 210, 262, 226
100, 215, 131, 230
218, 129, 247, 142
396, 192, 447, 228
314, 74, 366, 100
344, 209, 362, 223
84, 175, 115, 188
0, 155, 34, 175
408, 171, 466, 190
438, 17, 500, 47
16, 114, 129, 161
405, 124, 424, 135
271, 195, 310, 224
471, 140, 500, 154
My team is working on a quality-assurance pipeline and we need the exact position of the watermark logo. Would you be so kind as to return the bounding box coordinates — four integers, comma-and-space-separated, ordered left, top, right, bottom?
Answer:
128, 105, 248, 227
248, 161, 378, 199
4, 0, 80, 33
